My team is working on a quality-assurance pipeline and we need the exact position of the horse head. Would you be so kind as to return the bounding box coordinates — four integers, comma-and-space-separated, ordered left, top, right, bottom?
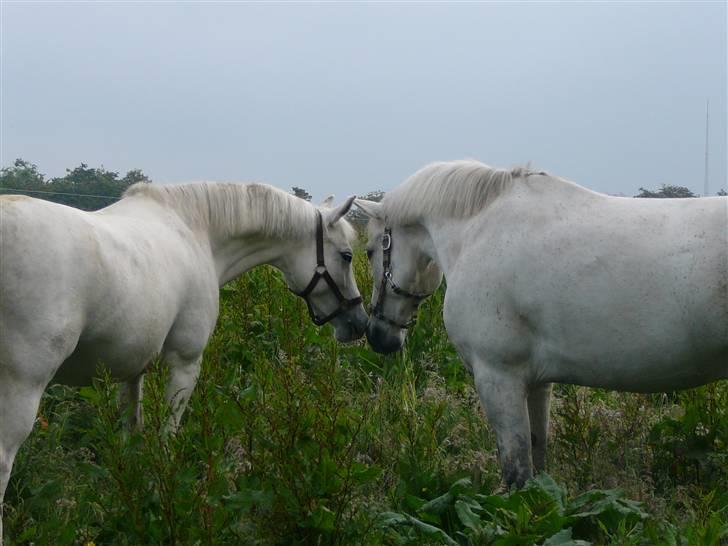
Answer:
287, 196, 368, 342
355, 199, 442, 353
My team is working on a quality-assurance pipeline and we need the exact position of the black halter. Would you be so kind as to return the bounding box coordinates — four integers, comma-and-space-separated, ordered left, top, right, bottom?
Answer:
371, 226, 431, 329
295, 210, 362, 326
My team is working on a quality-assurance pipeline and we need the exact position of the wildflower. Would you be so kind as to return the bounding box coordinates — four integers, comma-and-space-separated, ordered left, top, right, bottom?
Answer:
56, 498, 77, 510
355, 452, 373, 465
36, 413, 49, 431
694, 423, 709, 437
225, 437, 252, 473
76, 447, 96, 462
668, 405, 685, 420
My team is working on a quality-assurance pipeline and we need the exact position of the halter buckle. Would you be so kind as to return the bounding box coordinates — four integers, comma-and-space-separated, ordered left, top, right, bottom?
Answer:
381, 233, 391, 251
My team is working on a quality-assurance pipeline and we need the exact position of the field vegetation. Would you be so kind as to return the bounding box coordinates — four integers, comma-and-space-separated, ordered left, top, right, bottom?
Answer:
4, 251, 727, 545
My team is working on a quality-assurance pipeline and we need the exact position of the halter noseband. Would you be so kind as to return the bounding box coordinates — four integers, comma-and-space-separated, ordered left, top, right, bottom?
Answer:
295, 210, 362, 326
371, 226, 431, 329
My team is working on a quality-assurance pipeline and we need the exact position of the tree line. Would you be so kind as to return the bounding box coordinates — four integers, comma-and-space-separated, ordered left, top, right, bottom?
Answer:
635, 184, 727, 198
0, 159, 150, 211
1, 158, 725, 214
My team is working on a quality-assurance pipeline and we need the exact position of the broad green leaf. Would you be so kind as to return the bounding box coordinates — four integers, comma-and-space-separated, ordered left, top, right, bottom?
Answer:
528, 473, 567, 515
409, 516, 460, 545
309, 504, 336, 531
541, 528, 591, 546
421, 491, 455, 515
455, 500, 484, 533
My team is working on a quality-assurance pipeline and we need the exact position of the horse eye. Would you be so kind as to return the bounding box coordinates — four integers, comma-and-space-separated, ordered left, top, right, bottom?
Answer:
366, 249, 373, 260
340, 251, 353, 263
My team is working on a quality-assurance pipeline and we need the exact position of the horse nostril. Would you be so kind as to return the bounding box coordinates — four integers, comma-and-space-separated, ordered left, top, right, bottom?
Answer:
365, 320, 404, 354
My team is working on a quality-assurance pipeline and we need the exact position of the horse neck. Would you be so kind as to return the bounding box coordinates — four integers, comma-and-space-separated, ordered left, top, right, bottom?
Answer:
420, 174, 592, 278
114, 186, 311, 287
199, 186, 314, 287
211, 232, 298, 287
417, 216, 471, 281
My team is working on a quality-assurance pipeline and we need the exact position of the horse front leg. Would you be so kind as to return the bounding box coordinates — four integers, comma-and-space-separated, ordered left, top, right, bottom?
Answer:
0, 378, 46, 545
163, 353, 202, 433
527, 383, 552, 473
471, 362, 532, 488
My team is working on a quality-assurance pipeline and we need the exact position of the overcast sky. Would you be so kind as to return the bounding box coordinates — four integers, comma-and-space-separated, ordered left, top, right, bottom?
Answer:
1, 1, 726, 200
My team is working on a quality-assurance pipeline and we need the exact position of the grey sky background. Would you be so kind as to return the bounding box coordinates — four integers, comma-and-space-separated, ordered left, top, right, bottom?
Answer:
1, 1, 726, 200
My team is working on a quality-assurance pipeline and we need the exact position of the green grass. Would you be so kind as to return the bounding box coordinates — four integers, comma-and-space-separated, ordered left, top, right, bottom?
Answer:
5, 251, 727, 545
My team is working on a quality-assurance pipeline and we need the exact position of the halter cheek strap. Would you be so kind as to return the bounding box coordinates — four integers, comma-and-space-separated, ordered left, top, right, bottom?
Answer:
295, 210, 362, 326
371, 226, 431, 329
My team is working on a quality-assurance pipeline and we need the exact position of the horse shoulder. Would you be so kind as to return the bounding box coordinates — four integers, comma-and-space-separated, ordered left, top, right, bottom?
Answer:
81, 210, 217, 342
442, 240, 532, 371
164, 266, 220, 358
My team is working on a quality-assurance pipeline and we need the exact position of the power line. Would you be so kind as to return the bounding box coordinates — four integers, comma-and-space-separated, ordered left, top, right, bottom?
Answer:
0, 187, 121, 200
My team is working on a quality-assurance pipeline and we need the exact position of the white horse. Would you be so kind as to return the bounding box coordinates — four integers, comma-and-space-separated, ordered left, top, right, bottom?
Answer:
355, 160, 728, 487
0, 182, 367, 541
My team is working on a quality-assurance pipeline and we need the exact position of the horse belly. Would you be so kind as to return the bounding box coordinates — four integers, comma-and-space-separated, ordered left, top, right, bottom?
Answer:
523, 211, 726, 392
48, 284, 178, 385
51, 293, 217, 386
51, 334, 165, 386
538, 335, 728, 393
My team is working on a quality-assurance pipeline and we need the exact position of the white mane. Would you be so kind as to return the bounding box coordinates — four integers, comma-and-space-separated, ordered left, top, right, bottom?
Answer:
383, 160, 540, 224
124, 182, 355, 241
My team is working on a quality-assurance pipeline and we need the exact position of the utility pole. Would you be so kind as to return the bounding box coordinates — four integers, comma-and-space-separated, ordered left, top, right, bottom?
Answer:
703, 99, 709, 197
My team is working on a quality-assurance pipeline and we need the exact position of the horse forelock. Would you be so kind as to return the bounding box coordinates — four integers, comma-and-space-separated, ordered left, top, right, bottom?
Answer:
382, 160, 540, 224
123, 182, 354, 241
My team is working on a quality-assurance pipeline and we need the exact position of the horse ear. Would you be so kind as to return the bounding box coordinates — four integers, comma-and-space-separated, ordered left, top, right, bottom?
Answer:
320, 194, 335, 208
353, 199, 384, 220
324, 195, 356, 226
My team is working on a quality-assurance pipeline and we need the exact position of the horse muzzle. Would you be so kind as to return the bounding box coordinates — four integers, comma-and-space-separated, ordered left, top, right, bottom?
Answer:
332, 304, 368, 342
365, 316, 405, 354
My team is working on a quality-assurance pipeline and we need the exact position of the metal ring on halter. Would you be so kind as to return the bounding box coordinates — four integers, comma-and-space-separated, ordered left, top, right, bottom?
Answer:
371, 225, 431, 329
294, 210, 362, 326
